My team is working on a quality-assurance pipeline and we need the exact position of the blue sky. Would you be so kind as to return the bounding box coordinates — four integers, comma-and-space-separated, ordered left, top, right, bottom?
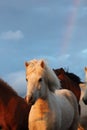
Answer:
0, 0, 87, 96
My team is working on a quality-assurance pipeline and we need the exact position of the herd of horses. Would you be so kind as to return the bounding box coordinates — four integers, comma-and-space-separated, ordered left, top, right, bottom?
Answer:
0, 59, 87, 130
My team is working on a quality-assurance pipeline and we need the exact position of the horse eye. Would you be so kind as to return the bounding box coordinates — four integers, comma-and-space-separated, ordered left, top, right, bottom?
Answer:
38, 78, 42, 82
26, 78, 28, 82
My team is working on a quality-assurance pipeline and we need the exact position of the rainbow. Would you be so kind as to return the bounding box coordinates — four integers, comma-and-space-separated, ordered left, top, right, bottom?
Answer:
60, 0, 80, 55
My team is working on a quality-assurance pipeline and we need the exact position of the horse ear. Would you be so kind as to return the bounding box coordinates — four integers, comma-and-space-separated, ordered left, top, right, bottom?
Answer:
25, 62, 29, 67
60, 68, 65, 74
85, 67, 87, 71
40, 60, 45, 68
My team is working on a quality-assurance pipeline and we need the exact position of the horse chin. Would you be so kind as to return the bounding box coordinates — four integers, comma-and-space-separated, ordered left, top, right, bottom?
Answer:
82, 97, 87, 105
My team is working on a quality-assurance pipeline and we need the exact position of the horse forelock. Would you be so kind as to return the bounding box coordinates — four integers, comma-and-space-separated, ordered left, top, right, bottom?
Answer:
26, 59, 61, 93
26, 63, 44, 79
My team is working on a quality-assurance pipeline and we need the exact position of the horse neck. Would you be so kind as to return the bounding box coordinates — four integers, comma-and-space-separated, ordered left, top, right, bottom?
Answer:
58, 74, 70, 88
0, 80, 18, 97
39, 85, 52, 102
42, 87, 53, 101
45, 88, 55, 107
45, 67, 61, 91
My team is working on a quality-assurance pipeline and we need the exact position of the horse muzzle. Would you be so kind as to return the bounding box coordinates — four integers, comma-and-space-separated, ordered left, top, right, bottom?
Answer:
25, 95, 35, 105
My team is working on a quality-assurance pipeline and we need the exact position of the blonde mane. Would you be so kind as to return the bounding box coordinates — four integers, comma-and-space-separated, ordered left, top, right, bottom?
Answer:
25, 59, 61, 92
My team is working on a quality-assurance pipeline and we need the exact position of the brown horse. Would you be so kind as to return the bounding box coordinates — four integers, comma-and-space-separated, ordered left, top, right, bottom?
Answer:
53, 68, 82, 114
53, 68, 82, 102
0, 78, 31, 130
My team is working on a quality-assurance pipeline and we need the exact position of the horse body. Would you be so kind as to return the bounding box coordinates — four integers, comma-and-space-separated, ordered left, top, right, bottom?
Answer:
0, 79, 31, 130
25, 59, 79, 130
29, 89, 79, 130
53, 68, 82, 114
53, 68, 81, 103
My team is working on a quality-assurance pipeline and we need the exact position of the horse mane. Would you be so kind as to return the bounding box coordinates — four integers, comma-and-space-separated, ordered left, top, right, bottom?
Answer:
53, 67, 82, 84
65, 71, 82, 84
0, 78, 18, 96
43, 60, 62, 91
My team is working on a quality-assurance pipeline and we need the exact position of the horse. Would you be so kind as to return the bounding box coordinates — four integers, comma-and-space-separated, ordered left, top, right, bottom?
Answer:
53, 68, 82, 115
25, 59, 79, 130
0, 78, 31, 130
53, 68, 81, 103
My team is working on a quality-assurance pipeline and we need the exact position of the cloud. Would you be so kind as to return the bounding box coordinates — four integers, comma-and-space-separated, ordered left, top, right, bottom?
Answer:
58, 54, 70, 61
35, 54, 71, 69
82, 49, 87, 54
4, 71, 26, 97
0, 30, 24, 40
77, 48, 87, 59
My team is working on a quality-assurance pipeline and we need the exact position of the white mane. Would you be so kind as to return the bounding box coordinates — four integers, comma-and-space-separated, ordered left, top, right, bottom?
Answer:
42, 59, 62, 91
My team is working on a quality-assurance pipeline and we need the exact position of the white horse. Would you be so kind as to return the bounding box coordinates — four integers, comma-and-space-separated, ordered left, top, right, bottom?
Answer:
25, 59, 79, 130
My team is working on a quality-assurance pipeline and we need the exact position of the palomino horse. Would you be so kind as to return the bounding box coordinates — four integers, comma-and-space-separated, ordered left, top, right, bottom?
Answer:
0, 78, 31, 130
25, 59, 79, 130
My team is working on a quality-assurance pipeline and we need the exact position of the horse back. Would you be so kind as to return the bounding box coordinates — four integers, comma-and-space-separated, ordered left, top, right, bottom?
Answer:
54, 70, 81, 102
0, 78, 31, 130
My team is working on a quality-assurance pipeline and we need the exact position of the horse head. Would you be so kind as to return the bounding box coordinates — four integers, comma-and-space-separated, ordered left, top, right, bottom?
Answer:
25, 59, 49, 104
25, 59, 62, 105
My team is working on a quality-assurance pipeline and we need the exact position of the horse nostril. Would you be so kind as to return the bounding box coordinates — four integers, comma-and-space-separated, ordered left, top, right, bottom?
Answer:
29, 96, 36, 105
25, 95, 34, 105
29, 96, 33, 102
